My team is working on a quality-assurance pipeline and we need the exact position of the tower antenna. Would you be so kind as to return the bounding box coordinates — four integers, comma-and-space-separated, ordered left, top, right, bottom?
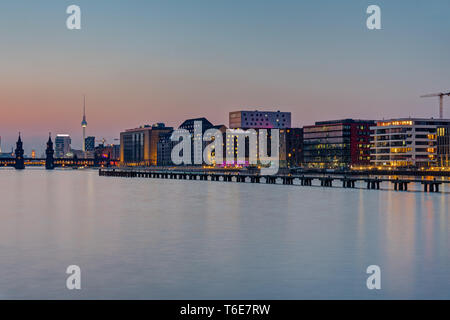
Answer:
81, 95, 88, 154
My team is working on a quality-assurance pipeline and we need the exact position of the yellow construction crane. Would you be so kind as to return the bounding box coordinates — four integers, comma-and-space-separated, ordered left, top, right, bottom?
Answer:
420, 92, 450, 119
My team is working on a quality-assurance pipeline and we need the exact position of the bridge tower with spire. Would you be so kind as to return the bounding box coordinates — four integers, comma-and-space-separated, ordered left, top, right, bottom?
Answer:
14, 133, 25, 170
45, 133, 55, 170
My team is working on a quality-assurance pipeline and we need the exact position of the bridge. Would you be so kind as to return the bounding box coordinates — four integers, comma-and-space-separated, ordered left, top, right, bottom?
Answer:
99, 168, 449, 193
0, 158, 116, 168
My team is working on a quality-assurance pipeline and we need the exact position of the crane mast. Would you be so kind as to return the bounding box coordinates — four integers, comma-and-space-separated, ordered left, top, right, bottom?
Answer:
421, 92, 450, 119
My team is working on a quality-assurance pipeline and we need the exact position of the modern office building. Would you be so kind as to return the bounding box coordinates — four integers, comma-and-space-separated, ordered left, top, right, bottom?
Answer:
179, 117, 213, 132
156, 120, 227, 166
85, 136, 95, 152
120, 123, 173, 166
225, 127, 287, 167
156, 131, 175, 166
55, 134, 72, 158
178, 117, 214, 165
370, 118, 450, 168
226, 111, 293, 167
0, 136, 13, 158
283, 128, 303, 168
207, 124, 227, 165
229, 110, 291, 129
437, 126, 450, 167
303, 119, 375, 169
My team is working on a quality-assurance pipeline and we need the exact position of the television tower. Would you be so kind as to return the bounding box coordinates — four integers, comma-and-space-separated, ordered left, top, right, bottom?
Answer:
81, 95, 88, 153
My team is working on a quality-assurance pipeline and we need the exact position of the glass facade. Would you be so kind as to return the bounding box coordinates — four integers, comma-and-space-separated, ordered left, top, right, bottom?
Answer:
370, 119, 450, 167
123, 132, 144, 163
285, 128, 303, 167
85, 136, 95, 152
437, 126, 450, 167
120, 124, 172, 166
303, 120, 374, 169
55, 135, 71, 158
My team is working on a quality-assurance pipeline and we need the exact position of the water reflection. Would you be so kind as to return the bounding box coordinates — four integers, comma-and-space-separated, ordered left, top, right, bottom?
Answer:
0, 168, 448, 299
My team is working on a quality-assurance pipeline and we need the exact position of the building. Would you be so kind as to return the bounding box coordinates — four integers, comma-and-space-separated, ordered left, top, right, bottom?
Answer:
0, 151, 13, 159
178, 118, 214, 165
207, 124, 227, 165
55, 134, 72, 158
71, 149, 85, 159
229, 110, 291, 129
227, 111, 293, 167
156, 131, 175, 166
437, 126, 450, 167
85, 136, 95, 152
225, 127, 286, 167
370, 118, 450, 168
120, 123, 173, 166
95, 144, 120, 161
303, 119, 375, 169
0, 136, 13, 158
283, 128, 303, 168
156, 120, 227, 167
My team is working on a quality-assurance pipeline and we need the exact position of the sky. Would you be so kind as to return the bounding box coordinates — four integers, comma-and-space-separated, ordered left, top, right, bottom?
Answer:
0, 0, 449, 155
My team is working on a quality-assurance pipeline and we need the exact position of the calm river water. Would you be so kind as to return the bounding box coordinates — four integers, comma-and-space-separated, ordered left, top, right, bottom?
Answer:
0, 168, 448, 299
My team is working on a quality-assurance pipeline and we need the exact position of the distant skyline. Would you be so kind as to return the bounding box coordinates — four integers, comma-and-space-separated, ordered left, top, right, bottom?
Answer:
1, 0, 450, 154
